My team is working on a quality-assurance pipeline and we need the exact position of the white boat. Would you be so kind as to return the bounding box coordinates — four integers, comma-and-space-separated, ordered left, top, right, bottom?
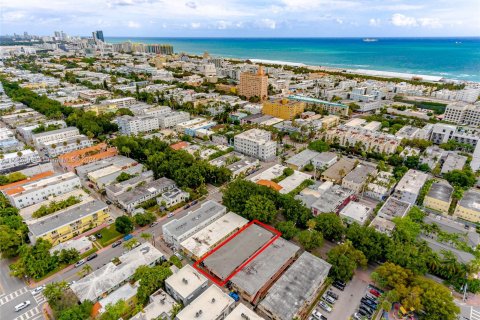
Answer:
363, 38, 378, 42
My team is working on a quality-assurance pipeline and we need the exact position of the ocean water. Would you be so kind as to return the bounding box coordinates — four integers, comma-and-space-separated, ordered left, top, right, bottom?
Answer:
106, 37, 480, 82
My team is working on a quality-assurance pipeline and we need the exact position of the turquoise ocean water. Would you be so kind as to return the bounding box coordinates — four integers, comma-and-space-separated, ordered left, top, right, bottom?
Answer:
106, 37, 480, 82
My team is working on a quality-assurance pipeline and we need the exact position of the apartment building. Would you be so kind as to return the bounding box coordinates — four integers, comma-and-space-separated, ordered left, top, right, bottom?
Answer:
116, 177, 176, 213
234, 129, 277, 161
78, 89, 111, 102
324, 125, 400, 154
238, 66, 268, 101
175, 285, 235, 320
424, 181, 453, 214
142, 106, 172, 117
165, 265, 208, 306
158, 111, 191, 129
105, 170, 154, 200
101, 97, 137, 108
28, 200, 110, 245
342, 163, 378, 193
117, 115, 160, 135
0, 149, 41, 172
16, 120, 67, 143
392, 169, 429, 205
4, 172, 82, 209
262, 98, 305, 120
430, 123, 480, 147
32, 127, 80, 148
443, 102, 480, 126
454, 189, 480, 223
58, 143, 118, 172
42, 135, 94, 158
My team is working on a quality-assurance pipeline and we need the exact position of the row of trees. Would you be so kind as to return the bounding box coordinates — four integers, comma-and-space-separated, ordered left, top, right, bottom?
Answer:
1, 79, 118, 139
32, 196, 81, 218
0, 194, 29, 258
112, 136, 232, 189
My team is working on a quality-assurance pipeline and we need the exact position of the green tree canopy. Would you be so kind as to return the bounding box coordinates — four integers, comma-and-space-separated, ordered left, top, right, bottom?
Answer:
327, 240, 367, 282
115, 216, 134, 234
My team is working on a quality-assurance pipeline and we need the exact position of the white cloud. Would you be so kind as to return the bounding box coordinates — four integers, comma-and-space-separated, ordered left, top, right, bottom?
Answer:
391, 13, 418, 27
215, 21, 230, 29
369, 18, 380, 26
335, 18, 343, 24
258, 18, 276, 29
418, 18, 442, 28
391, 13, 443, 28
127, 20, 141, 28
2, 11, 27, 22
190, 22, 201, 29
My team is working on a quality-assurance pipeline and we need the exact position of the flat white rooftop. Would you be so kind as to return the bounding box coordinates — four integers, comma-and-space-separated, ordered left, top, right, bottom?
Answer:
180, 212, 248, 259
225, 304, 264, 320
175, 285, 234, 320
165, 265, 208, 300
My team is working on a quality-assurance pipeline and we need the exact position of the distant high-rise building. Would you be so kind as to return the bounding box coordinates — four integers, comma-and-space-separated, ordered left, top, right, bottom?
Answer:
238, 66, 268, 101
93, 30, 104, 43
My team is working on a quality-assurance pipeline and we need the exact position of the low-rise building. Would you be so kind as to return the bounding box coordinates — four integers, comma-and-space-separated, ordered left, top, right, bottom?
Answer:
159, 111, 191, 129
165, 265, 209, 306
369, 216, 396, 236
0, 149, 41, 173
225, 304, 264, 320
441, 153, 467, 174
392, 169, 429, 204
162, 200, 227, 249
424, 181, 453, 214
230, 237, 299, 305
105, 170, 154, 200
454, 189, 480, 223
157, 187, 189, 208
32, 127, 80, 148
49, 236, 92, 255
285, 149, 320, 170
117, 177, 176, 213
42, 135, 94, 158
257, 252, 331, 320
117, 115, 160, 135
4, 172, 82, 209
28, 199, 110, 245
262, 98, 305, 120
340, 202, 372, 225
175, 285, 235, 320
364, 171, 395, 201
377, 196, 411, 221
321, 158, 356, 184
180, 212, 248, 260
130, 289, 176, 320
58, 143, 118, 172
341, 163, 377, 193
311, 152, 338, 170
96, 282, 139, 317
71, 243, 164, 302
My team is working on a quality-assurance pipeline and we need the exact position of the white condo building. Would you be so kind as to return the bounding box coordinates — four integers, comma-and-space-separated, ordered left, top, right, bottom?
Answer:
158, 111, 191, 129
117, 115, 160, 135
443, 103, 480, 126
0, 149, 41, 172
32, 127, 80, 148
234, 129, 277, 161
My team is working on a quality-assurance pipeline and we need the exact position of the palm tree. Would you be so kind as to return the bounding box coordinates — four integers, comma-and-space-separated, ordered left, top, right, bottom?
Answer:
123, 238, 139, 251
427, 252, 441, 273
140, 232, 153, 244
78, 264, 93, 277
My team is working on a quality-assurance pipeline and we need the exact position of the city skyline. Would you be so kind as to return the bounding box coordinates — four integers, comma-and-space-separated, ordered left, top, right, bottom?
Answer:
2, 0, 479, 38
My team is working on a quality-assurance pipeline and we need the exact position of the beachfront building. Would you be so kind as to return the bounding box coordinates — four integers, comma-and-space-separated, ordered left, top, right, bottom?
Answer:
234, 129, 276, 161
238, 66, 268, 101
262, 98, 305, 120
430, 123, 480, 148
443, 102, 480, 126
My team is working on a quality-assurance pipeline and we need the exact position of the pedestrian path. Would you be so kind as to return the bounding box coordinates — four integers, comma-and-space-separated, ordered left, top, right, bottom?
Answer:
32, 292, 45, 305
0, 287, 28, 306
13, 305, 42, 320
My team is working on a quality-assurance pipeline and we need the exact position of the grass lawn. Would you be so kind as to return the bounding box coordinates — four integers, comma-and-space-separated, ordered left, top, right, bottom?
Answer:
97, 225, 123, 247
80, 247, 98, 259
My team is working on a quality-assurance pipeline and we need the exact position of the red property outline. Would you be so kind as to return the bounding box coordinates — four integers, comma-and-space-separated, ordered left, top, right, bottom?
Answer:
193, 220, 281, 286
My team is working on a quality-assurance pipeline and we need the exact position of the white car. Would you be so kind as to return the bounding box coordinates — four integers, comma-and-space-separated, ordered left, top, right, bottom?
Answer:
67, 280, 76, 287
74, 259, 85, 268
31, 285, 45, 295
318, 301, 332, 313
15, 301, 31, 312
312, 310, 324, 319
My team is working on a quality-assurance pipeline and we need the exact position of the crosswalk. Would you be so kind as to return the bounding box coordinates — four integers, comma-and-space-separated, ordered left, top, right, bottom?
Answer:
471, 307, 480, 320
13, 305, 42, 320
32, 292, 46, 305
0, 287, 28, 306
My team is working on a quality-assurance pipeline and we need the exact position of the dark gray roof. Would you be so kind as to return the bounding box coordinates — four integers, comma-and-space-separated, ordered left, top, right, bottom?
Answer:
258, 252, 331, 320
231, 237, 300, 298
203, 224, 275, 281
458, 189, 480, 213
427, 182, 453, 202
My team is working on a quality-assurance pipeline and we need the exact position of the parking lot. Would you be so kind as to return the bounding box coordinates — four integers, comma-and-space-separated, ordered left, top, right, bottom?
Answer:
308, 272, 371, 320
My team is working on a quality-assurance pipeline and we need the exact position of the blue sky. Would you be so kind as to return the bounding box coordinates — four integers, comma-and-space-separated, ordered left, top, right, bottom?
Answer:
2, 0, 479, 37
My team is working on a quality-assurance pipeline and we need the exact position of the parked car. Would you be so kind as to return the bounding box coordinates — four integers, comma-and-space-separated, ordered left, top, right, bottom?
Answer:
74, 259, 85, 268
31, 286, 45, 295
312, 310, 324, 320
369, 289, 381, 297
327, 291, 339, 299
67, 281, 76, 287
106, 200, 112, 205
318, 301, 332, 313
14, 301, 30, 312
229, 292, 240, 302
167, 212, 174, 218
86, 253, 98, 261
332, 282, 345, 291
89, 235, 96, 241
323, 295, 336, 304
353, 313, 363, 320
123, 234, 133, 241
359, 306, 373, 316
150, 221, 159, 227
191, 200, 198, 205
95, 233, 102, 239
112, 240, 122, 248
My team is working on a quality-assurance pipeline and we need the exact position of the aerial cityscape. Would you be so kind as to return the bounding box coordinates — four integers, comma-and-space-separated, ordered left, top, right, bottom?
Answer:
0, 1, 480, 320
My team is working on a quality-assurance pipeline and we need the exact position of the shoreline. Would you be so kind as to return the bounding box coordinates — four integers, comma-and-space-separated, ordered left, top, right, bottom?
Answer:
247, 58, 467, 84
